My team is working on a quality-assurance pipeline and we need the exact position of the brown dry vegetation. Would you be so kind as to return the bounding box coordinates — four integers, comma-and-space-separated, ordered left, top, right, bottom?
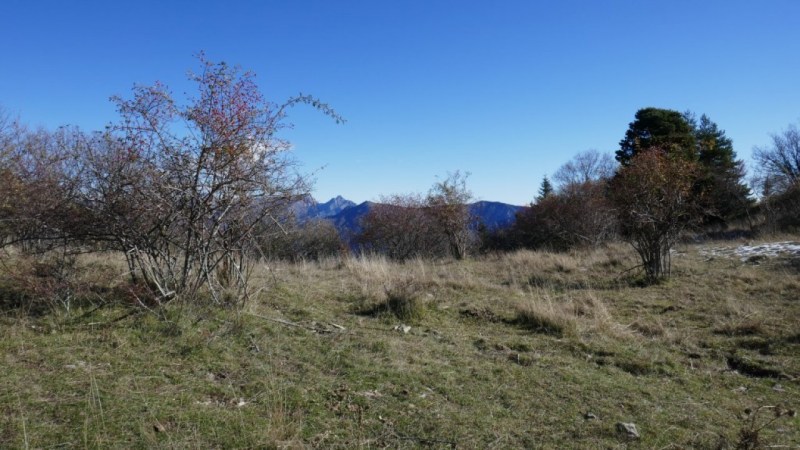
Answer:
1, 240, 798, 448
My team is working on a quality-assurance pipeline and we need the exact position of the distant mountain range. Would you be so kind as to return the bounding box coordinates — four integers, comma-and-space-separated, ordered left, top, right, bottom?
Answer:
292, 196, 522, 238
290, 195, 356, 222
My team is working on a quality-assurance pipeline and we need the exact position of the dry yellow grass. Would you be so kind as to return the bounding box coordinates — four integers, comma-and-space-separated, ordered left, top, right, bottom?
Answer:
1, 240, 798, 448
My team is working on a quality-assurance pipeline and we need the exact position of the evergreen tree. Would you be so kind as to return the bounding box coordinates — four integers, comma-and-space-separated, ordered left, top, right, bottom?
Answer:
537, 175, 553, 202
687, 113, 752, 225
618, 108, 751, 227
617, 108, 697, 166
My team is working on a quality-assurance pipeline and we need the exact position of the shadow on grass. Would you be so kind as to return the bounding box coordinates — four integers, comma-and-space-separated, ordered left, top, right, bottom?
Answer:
779, 256, 800, 274
523, 274, 625, 291
726, 354, 788, 379
524, 272, 661, 291
353, 301, 389, 318
0, 282, 48, 316
506, 312, 569, 338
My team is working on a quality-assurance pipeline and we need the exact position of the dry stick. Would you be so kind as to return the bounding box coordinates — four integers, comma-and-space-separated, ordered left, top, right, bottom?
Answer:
85, 309, 140, 327
616, 263, 644, 280
247, 313, 346, 333
72, 301, 108, 321
263, 316, 305, 329
247, 313, 316, 331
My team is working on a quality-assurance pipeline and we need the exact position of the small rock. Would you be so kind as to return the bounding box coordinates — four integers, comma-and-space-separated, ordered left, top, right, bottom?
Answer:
584, 412, 598, 420
393, 324, 411, 334
616, 422, 640, 439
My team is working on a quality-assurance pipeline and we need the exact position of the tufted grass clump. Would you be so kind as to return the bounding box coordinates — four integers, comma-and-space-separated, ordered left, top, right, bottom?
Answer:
384, 278, 425, 322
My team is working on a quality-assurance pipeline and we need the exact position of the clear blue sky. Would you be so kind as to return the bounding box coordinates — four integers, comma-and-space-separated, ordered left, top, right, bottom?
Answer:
1, 0, 799, 205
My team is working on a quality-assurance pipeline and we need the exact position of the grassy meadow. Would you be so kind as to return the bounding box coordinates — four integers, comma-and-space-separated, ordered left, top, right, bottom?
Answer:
1, 239, 799, 448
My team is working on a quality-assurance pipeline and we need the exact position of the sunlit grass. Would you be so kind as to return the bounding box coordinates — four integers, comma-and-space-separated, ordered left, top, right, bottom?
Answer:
1, 240, 798, 448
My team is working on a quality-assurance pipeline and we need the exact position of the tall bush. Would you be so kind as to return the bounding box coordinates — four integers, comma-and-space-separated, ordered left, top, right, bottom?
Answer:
610, 149, 700, 280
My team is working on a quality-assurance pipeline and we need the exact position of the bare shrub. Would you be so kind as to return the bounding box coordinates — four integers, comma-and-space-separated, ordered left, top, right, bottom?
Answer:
753, 122, 800, 194
752, 122, 800, 233
609, 148, 701, 280
357, 172, 475, 261
260, 218, 344, 261
357, 194, 447, 260
514, 180, 617, 251
0, 250, 114, 314
736, 405, 797, 450
552, 149, 616, 187
758, 183, 800, 233
1, 57, 341, 307
0, 127, 91, 253
426, 171, 474, 259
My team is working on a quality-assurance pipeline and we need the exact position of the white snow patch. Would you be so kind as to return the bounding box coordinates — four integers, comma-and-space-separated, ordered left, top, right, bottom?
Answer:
700, 241, 800, 262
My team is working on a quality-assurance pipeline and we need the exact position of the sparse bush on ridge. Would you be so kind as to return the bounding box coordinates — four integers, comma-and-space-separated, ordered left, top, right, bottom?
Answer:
356, 194, 448, 260
259, 218, 345, 262
356, 172, 476, 261
513, 180, 617, 251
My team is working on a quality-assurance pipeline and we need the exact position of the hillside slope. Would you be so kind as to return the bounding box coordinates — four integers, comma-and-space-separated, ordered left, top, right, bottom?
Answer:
1, 242, 798, 448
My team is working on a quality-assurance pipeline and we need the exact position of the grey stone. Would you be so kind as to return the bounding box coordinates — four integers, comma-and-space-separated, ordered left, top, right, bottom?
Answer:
616, 422, 640, 439
393, 324, 411, 334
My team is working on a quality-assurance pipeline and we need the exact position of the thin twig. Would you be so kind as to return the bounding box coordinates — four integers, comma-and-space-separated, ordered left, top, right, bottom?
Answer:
247, 313, 346, 334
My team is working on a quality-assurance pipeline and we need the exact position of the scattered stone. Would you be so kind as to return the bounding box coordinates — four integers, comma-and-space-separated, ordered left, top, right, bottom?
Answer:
393, 324, 411, 334
584, 412, 598, 420
616, 422, 640, 439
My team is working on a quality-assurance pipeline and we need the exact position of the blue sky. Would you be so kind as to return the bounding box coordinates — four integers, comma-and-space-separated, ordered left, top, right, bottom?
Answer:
1, 0, 799, 205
